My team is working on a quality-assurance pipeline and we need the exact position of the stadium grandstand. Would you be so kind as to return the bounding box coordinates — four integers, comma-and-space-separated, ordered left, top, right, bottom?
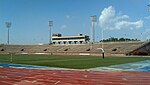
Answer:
0, 41, 149, 56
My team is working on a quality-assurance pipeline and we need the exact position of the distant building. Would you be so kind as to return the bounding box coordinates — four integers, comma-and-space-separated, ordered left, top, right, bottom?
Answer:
52, 33, 90, 44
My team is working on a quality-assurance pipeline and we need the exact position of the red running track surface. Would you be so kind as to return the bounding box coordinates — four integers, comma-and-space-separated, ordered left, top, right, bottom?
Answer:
0, 67, 150, 85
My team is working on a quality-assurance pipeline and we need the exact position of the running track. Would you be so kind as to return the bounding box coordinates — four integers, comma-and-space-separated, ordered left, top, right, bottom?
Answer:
0, 68, 150, 85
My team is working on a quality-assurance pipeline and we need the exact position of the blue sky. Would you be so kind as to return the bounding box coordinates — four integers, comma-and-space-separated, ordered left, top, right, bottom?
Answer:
0, 0, 150, 44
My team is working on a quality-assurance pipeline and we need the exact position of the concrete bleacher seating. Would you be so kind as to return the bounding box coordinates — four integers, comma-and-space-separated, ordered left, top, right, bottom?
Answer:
0, 41, 145, 56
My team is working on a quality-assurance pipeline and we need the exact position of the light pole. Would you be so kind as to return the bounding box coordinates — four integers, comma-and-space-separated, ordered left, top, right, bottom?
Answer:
91, 15, 97, 44
101, 26, 104, 49
125, 34, 126, 42
5, 22, 11, 45
148, 1, 150, 41
140, 33, 142, 41
48, 21, 53, 45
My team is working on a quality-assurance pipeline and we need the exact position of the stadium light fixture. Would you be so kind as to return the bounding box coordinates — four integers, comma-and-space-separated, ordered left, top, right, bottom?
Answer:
5, 22, 11, 45
90, 15, 97, 44
48, 21, 53, 44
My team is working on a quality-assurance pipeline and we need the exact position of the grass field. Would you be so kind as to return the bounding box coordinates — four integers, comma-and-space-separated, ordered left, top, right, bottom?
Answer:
0, 54, 150, 69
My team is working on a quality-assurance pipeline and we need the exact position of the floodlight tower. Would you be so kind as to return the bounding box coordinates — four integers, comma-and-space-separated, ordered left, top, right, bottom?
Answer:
5, 22, 11, 45
91, 15, 97, 44
48, 21, 53, 45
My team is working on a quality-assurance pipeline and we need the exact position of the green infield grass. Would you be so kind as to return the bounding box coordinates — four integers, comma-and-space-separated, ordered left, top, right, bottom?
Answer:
0, 54, 150, 69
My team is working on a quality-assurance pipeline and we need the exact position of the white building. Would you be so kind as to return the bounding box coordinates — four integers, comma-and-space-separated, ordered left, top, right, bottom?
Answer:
52, 34, 90, 44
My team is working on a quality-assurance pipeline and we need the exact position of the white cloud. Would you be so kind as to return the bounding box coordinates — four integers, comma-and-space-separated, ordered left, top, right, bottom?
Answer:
145, 29, 150, 35
99, 6, 143, 30
144, 16, 150, 19
146, 28, 150, 32
61, 25, 67, 29
115, 20, 143, 30
66, 15, 70, 19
